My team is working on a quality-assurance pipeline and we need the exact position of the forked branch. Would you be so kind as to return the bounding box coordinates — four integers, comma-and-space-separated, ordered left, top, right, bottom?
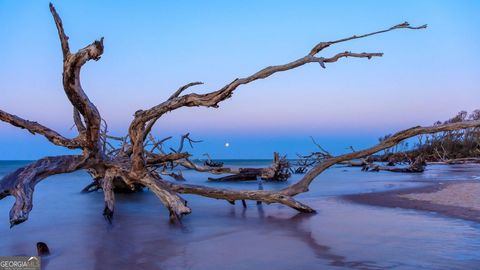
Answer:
128, 21, 426, 174
50, 3, 104, 153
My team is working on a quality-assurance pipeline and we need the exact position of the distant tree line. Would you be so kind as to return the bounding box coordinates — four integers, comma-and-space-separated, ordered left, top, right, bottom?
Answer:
379, 110, 480, 163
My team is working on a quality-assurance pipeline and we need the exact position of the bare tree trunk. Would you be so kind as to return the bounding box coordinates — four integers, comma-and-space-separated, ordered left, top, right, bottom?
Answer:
2, 4, 467, 228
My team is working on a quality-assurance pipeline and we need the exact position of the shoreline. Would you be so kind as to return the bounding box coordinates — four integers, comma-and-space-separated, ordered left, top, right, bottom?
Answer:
343, 181, 480, 223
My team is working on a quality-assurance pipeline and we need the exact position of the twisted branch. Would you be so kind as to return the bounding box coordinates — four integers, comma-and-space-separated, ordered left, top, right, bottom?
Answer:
0, 155, 89, 226
50, 3, 103, 153
0, 5, 434, 227
0, 110, 82, 149
128, 22, 426, 174
284, 120, 480, 196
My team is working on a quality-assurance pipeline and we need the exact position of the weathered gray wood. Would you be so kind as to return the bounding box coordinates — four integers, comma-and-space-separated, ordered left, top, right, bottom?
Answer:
0, 4, 439, 227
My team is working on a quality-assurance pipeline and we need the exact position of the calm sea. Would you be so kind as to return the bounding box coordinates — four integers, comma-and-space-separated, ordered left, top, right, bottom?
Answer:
0, 160, 479, 269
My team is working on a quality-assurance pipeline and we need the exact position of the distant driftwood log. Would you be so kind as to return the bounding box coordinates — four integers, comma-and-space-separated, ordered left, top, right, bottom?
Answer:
3, 4, 476, 227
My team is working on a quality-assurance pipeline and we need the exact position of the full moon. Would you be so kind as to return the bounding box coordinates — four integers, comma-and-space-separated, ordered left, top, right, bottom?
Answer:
224, 142, 230, 148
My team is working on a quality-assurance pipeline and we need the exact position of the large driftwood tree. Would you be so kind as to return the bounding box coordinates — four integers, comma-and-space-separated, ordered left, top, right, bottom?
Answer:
2, 4, 479, 227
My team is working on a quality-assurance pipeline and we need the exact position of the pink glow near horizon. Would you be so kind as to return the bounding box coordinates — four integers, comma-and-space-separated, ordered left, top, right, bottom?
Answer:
0, 1, 479, 159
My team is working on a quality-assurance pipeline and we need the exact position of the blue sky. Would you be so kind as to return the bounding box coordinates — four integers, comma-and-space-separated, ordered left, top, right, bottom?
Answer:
0, 0, 479, 159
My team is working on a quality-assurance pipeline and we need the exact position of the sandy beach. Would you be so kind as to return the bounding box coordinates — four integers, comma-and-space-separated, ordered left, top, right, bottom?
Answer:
344, 181, 480, 223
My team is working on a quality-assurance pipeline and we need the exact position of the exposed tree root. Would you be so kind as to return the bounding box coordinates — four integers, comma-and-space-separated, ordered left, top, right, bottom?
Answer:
81, 181, 101, 193
0, 155, 88, 227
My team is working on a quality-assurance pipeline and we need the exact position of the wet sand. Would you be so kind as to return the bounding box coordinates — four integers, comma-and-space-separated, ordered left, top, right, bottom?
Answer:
344, 181, 480, 223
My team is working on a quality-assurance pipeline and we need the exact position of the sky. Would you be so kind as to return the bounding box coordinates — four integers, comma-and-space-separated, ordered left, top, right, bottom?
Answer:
0, 0, 479, 159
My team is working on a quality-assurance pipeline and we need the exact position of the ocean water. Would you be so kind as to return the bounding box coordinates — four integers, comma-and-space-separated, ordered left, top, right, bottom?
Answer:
0, 161, 479, 270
